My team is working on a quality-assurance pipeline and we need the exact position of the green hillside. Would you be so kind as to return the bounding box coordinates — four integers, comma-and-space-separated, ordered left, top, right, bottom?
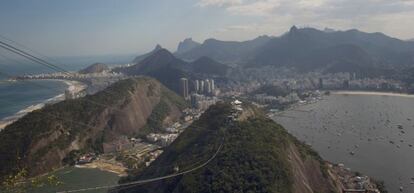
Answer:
0, 77, 188, 181
117, 103, 338, 193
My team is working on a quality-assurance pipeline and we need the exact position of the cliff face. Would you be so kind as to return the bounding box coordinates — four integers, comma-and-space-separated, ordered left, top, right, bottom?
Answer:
116, 103, 341, 193
0, 77, 187, 179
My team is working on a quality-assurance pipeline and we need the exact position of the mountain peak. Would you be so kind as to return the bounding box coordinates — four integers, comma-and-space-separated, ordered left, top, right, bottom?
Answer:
289, 25, 298, 33
132, 44, 164, 63
176, 38, 201, 54
146, 48, 175, 61
155, 44, 162, 50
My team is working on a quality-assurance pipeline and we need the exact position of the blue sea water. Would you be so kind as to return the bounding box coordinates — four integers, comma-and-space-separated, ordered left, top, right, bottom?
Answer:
0, 79, 67, 119
0, 62, 77, 120
0, 54, 132, 120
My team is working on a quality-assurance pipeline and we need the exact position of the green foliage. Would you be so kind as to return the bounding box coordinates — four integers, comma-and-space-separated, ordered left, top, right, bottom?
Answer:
0, 169, 62, 193
0, 77, 187, 181
120, 103, 297, 193
138, 83, 189, 136
119, 103, 336, 193
146, 100, 171, 131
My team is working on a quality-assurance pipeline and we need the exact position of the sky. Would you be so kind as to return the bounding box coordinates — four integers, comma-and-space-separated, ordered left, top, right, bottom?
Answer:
0, 0, 413, 57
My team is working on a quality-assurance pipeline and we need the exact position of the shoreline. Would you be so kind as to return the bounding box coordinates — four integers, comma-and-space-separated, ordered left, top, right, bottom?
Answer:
332, 90, 414, 98
0, 79, 87, 130
75, 159, 127, 176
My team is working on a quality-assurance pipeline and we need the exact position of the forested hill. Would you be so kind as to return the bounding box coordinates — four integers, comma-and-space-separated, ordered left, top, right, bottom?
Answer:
0, 77, 187, 180
115, 103, 341, 193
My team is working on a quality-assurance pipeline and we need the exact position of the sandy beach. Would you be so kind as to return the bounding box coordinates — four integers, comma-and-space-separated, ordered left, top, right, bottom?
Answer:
75, 159, 127, 176
332, 91, 414, 98
0, 79, 87, 130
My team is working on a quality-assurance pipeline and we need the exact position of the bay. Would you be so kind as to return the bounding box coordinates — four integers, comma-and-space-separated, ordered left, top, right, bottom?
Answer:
272, 93, 414, 193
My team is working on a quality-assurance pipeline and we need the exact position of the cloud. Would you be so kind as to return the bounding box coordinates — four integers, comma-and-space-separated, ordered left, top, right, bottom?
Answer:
197, 0, 414, 39
197, 0, 243, 7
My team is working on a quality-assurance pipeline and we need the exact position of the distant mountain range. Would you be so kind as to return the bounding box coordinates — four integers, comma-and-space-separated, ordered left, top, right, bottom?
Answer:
125, 26, 414, 87
118, 49, 228, 93
175, 35, 273, 64
172, 26, 414, 76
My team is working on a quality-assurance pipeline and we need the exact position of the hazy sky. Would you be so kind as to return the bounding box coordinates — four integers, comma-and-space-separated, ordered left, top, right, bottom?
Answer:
0, 0, 413, 57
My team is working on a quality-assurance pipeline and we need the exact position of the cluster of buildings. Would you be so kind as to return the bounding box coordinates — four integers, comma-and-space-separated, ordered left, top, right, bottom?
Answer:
179, 78, 217, 100
103, 136, 135, 153
146, 121, 185, 147
193, 79, 215, 95
190, 94, 219, 110
146, 133, 179, 147
77, 153, 97, 164
17, 71, 124, 81
315, 72, 404, 92
252, 92, 301, 106
64, 82, 87, 100
330, 163, 381, 193
180, 77, 220, 111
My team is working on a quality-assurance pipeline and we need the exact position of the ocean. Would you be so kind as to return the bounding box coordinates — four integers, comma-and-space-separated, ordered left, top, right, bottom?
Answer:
0, 55, 132, 127
0, 79, 67, 119
272, 93, 414, 193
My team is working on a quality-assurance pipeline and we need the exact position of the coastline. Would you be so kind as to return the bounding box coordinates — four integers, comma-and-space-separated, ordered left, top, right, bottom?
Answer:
75, 159, 127, 176
0, 79, 87, 130
332, 90, 414, 98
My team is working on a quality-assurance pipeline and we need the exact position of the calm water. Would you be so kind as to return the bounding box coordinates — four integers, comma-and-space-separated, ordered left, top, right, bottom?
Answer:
272, 93, 414, 193
0, 80, 67, 119
32, 167, 119, 193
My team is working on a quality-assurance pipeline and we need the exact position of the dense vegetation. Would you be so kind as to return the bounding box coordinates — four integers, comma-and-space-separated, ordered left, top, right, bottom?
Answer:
139, 82, 189, 137
0, 77, 187, 181
117, 103, 333, 193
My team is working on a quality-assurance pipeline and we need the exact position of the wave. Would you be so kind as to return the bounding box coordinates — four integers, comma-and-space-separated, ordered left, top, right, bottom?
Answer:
0, 80, 85, 130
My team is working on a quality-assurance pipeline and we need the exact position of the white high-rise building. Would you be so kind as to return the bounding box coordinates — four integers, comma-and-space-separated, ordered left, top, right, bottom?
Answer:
204, 79, 211, 94
194, 80, 200, 93
200, 80, 205, 94
180, 78, 189, 99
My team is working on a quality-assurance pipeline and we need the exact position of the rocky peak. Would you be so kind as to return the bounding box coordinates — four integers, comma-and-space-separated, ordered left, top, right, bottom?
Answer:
176, 38, 200, 54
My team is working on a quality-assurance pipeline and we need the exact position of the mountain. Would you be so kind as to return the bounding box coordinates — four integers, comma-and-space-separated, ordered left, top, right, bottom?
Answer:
132, 44, 163, 64
0, 77, 187, 180
254, 26, 414, 70
190, 56, 229, 76
175, 26, 414, 75
120, 49, 229, 92
115, 103, 350, 193
78, 63, 109, 74
175, 35, 273, 63
175, 38, 201, 54
119, 49, 190, 93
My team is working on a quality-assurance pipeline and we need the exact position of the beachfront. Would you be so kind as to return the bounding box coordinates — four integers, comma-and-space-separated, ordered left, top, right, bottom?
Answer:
333, 91, 414, 98
0, 80, 86, 130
